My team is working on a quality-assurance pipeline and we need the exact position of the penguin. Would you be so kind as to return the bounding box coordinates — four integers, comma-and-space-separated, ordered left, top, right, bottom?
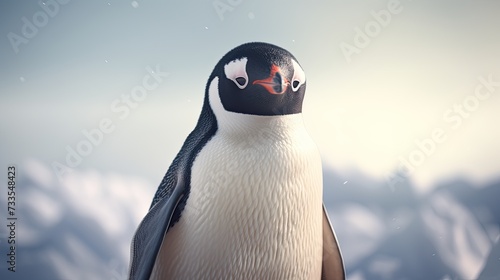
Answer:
128, 42, 345, 280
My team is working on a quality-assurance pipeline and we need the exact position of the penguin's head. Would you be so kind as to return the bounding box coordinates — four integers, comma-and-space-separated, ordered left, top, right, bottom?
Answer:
206, 42, 306, 116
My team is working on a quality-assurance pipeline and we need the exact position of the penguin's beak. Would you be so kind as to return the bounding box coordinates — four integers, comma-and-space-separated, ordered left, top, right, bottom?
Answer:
252, 64, 290, 94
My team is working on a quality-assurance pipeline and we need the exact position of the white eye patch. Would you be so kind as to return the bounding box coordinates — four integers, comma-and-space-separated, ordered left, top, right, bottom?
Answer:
224, 57, 249, 89
291, 59, 306, 92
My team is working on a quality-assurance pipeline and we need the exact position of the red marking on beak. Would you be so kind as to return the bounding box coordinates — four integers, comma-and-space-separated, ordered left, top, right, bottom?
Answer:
252, 64, 290, 94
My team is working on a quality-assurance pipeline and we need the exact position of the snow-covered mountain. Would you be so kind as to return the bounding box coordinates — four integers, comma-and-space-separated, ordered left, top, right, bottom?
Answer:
0, 159, 154, 280
323, 169, 500, 280
0, 159, 498, 280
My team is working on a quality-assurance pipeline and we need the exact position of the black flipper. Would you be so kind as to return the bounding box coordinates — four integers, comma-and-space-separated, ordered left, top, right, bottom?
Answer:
322, 204, 346, 280
128, 174, 185, 280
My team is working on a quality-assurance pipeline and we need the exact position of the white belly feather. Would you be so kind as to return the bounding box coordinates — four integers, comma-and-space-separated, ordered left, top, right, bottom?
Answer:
151, 114, 323, 280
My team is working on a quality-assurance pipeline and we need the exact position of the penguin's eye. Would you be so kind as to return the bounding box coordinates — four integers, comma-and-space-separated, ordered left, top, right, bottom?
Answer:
291, 59, 305, 92
235, 77, 247, 87
224, 57, 249, 89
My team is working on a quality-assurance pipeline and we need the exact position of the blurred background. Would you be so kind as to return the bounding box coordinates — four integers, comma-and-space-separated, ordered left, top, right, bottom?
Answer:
1, 0, 499, 279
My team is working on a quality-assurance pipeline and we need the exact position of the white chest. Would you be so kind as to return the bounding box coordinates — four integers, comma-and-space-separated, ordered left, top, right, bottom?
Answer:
151, 115, 324, 280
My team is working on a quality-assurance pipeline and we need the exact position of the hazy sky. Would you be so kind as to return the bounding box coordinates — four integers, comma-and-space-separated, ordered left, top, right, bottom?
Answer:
1, 0, 499, 193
